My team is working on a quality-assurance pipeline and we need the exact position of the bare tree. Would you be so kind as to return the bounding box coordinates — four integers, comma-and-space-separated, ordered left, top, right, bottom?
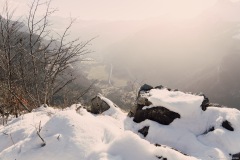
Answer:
0, 0, 92, 119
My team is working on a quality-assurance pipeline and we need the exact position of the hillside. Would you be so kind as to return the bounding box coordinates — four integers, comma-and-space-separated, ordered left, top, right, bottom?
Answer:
0, 86, 239, 160
181, 53, 240, 109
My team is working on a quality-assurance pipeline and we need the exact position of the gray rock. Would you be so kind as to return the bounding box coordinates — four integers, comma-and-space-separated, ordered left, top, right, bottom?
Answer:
128, 104, 137, 117
202, 126, 215, 135
138, 126, 149, 137
137, 96, 152, 106
200, 94, 209, 111
133, 106, 180, 125
155, 85, 164, 89
138, 84, 153, 97
232, 152, 240, 160
139, 84, 153, 92
222, 120, 234, 131
88, 94, 111, 114
129, 96, 152, 117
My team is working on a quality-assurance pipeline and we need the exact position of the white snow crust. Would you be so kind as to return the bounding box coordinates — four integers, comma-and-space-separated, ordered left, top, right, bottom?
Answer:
0, 90, 239, 160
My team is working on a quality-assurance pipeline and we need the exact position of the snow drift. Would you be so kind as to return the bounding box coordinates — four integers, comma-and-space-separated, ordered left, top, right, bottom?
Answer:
0, 85, 240, 160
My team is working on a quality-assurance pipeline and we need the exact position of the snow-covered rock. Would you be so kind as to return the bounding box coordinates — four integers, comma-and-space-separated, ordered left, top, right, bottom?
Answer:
0, 86, 240, 160
128, 85, 240, 159
88, 93, 118, 114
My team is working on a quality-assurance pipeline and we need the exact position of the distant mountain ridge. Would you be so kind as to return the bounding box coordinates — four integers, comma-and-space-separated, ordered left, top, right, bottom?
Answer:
181, 53, 240, 109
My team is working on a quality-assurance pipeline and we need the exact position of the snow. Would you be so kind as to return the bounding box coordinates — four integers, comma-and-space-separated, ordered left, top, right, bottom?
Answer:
0, 89, 240, 160
142, 89, 204, 118
133, 88, 240, 159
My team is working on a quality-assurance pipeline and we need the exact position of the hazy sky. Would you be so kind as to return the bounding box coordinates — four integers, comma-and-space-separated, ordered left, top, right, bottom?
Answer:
52, 0, 218, 20
0, 0, 223, 20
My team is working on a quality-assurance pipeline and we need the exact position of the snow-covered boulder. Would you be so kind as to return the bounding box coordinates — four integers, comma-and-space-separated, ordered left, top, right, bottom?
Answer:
88, 93, 118, 114
128, 84, 240, 159
130, 85, 214, 125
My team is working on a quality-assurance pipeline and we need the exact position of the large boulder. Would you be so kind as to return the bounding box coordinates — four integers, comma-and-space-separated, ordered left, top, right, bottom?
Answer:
129, 84, 215, 125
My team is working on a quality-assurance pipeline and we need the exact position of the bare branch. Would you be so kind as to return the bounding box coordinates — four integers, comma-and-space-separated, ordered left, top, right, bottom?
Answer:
36, 121, 46, 147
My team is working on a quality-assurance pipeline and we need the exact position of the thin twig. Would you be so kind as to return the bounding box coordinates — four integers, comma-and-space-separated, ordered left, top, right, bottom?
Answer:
36, 121, 46, 147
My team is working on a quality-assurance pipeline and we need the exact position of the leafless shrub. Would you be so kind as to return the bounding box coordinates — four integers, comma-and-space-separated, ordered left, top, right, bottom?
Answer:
0, 0, 93, 116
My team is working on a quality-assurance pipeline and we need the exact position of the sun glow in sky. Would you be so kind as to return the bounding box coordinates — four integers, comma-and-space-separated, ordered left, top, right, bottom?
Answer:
0, 0, 219, 20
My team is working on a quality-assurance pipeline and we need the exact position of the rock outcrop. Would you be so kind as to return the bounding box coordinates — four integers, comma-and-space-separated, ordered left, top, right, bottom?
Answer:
128, 84, 240, 159
130, 84, 199, 125
130, 84, 217, 124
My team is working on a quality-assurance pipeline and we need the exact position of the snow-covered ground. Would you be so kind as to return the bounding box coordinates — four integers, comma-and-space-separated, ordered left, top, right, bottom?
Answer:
0, 88, 240, 160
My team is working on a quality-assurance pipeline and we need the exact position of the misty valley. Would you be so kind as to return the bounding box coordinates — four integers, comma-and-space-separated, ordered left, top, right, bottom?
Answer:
0, 0, 240, 160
